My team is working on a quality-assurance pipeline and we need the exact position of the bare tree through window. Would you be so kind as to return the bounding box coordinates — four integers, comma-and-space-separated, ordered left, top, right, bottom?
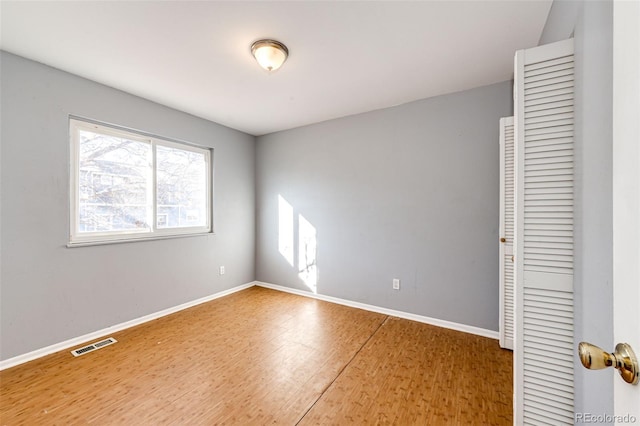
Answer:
78, 130, 152, 232
70, 119, 211, 245
156, 145, 207, 228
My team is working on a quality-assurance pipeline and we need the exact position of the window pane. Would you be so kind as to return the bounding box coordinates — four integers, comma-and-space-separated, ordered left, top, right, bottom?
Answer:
156, 145, 208, 228
70, 118, 212, 245
78, 130, 152, 233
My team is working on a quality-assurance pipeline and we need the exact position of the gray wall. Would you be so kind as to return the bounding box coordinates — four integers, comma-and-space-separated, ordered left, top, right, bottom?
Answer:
256, 81, 513, 332
0, 52, 256, 360
540, 0, 615, 419
539, 0, 582, 45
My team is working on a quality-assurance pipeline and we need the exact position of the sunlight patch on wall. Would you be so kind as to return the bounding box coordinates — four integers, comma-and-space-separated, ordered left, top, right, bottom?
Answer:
277, 194, 319, 293
278, 194, 294, 266
298, 214, 317, 293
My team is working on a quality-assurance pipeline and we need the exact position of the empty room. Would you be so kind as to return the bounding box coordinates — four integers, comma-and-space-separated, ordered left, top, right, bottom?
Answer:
1, 0, 638, 424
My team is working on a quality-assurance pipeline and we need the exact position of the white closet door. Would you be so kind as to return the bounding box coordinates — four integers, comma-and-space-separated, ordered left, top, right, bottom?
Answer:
499, 116, 515, 350
514, 38, 575, 425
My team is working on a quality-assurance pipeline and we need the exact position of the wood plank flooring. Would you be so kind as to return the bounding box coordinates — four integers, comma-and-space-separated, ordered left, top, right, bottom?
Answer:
0, 286, 512, 425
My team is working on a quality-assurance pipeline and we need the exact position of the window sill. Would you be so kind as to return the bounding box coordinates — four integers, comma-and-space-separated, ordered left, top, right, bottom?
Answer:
67, 230, 214, 248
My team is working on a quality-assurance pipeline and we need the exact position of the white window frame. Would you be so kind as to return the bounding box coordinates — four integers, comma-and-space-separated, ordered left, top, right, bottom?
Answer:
69, 117, 212, 247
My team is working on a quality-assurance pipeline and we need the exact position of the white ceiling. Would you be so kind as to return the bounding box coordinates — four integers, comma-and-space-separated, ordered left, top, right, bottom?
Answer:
0, 1, 552, 136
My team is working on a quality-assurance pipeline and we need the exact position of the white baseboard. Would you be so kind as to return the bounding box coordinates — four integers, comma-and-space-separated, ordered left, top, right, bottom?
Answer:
2, 280, 498, 371
0, 281, 256, 371
256, 281, 499, 340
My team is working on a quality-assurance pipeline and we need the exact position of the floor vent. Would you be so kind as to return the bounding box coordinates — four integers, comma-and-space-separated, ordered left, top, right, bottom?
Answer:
71, 337, 117, 357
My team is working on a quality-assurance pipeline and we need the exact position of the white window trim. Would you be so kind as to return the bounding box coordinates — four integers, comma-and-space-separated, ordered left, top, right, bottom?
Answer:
68, 117, 213, 247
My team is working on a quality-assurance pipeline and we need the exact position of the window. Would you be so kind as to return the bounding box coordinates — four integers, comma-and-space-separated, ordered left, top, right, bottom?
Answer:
69, 118, 212, 246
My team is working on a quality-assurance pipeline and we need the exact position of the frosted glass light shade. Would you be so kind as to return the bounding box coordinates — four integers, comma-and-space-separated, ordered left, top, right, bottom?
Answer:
251, 39, 289, 72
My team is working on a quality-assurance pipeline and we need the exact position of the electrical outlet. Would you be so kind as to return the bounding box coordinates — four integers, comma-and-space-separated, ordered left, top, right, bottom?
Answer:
393, 278, 400, 290
219, 266, 225, 275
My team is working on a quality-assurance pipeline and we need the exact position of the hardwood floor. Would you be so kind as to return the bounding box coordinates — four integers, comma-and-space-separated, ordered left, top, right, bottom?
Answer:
0, 286, 512, 425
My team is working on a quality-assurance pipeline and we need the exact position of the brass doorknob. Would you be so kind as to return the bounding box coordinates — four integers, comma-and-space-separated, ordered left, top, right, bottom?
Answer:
578, 342, 639, 385
500, 237, 506, 243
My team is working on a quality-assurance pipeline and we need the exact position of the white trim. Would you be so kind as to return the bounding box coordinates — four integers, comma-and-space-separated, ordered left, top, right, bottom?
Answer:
613, 0, 640, 417
68, 117, 213, 247
514, 46, 526, 425
1, 280, 499, 371
66, 229, 213, 248
0, 282, 256, 371
255, 281, 499, 340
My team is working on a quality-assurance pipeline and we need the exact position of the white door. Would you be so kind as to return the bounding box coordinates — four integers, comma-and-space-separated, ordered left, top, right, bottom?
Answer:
612, 0, 640, 417
513, 38, 576, 425
499, 117, 515, 350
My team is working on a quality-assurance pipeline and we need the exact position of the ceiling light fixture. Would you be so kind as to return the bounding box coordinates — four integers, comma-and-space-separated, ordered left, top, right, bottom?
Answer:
251, 39, 289, 72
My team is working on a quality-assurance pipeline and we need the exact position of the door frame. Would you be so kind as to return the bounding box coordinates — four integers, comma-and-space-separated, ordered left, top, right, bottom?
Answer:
612, 0, 640, 418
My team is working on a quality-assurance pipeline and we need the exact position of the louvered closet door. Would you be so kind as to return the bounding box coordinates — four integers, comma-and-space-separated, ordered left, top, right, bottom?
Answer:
514, 38, 575, 425
499, 116, 515, 350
